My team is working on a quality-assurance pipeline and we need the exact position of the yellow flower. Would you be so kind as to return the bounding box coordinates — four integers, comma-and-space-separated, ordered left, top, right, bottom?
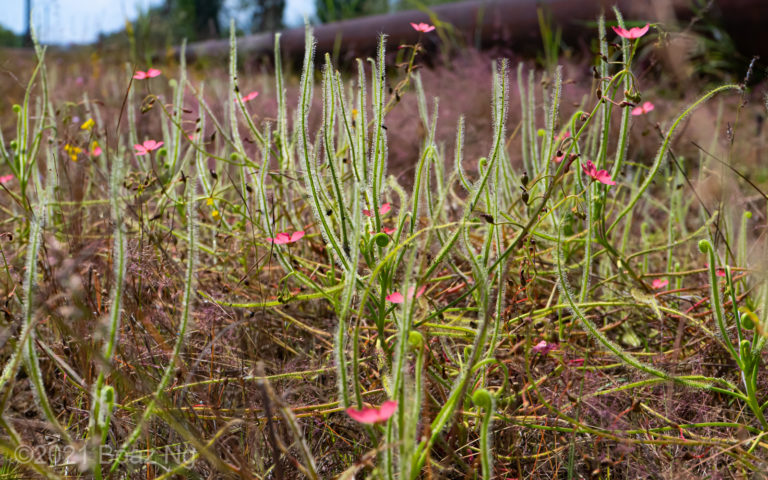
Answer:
212, 210, 220, 218
351, 109, 358, 117
80, 118, 95, 130
206, 197, 214, 206
64, 143, 83, 162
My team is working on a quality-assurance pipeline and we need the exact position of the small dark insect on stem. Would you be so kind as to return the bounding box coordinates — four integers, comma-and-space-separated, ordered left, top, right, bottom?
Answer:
480, 213, 494, 224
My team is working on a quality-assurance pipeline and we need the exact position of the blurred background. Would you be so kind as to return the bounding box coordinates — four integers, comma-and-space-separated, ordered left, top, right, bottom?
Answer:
1, 0, 463, 46
1, 0, 765, 77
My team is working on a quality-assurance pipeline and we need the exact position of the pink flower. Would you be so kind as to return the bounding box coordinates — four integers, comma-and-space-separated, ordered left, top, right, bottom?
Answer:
652, 278, 669, 289
553, 152, 565, 163
370, 227, 396, 235
386, 285, 426, 304
581, 160, 616, 186
0, 174, 14, 184
531, 340, 557, 355
133, 68, 162, 80
410, 22, 435, 33
363, 203, 392, 217
266, 231, 305, 245
631, 101, 655, 116
241, 91, 259, 102
612, 23, 650, 40
705, 263, 727, 277
346, 400, 398, 424
134, 140, 164, 155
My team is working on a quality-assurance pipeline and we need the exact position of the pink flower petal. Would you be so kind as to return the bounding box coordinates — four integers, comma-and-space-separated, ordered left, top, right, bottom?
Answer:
91, 145, 102, 157
704, 263, 728, 277
143, 140, 163, 151
381, 227, 396, 235
410, 22, 435, 33
346, 407, 380, 423
388, 285, 425, 304
612, 23, 649, 40
531, 340, 558, 355
242, 91, 259, 102
146, 68, 162, 78
0, 174, 14, 184
362, 209, 373, 217
133, 71, 148, 80
134, 144, 148, 155
581, 160, 596, 177
581, 160, 616, 185
632, 101, 655, 115
346, 401, 398, 424
267, 231, 304, 245
716, 267, 726, 277
629, 24, 650, 39
377, 400, 398, 419
594, 170, 616, 186
379, 203, 391, 215
642, 101, 654, 113
652, 278, 669, 289
611, 26, 630, 38
408, 285, 426, 299
386, 292, 405, 304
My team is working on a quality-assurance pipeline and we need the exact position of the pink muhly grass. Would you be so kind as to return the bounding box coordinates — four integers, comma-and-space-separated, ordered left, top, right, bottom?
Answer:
346, 401, 398, 424
134, 140, 164, 155
612, 23, 650, 40
266, 231, 305, 245
133, 68, 162, 80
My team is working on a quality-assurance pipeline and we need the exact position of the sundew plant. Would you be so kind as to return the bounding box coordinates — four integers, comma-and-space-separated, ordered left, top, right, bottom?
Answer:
1, 9, 767, 479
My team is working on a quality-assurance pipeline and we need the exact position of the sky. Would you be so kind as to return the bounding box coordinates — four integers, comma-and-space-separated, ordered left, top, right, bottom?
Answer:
1, 0, 316, 45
